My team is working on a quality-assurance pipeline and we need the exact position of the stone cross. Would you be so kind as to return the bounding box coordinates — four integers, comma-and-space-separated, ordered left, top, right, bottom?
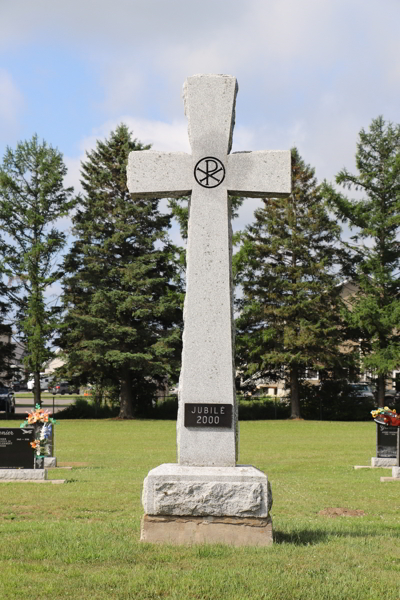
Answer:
127, 74, 291, 468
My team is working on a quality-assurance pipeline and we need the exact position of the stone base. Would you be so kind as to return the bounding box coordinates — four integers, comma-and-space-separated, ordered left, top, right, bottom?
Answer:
141, 514, 273, 546
0, 469, 47, 480
371, 457, 397, 467
392, 467, 400, 478
142, 463, 272, 518
44, 457, 57, 468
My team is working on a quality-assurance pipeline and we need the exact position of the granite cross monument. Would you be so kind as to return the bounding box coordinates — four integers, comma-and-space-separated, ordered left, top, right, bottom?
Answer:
127, 74, 291, 545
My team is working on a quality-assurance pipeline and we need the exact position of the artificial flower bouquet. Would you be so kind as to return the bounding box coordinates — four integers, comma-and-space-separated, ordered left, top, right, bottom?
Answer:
371, 406, 400, 427
20, 404, 57, 467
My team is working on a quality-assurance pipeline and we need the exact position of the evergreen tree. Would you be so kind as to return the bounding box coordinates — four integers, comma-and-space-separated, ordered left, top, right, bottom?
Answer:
236, 148, 349, 418
322, 116, 400, 406
0, 135, 76, 404
61, 124, 183, 418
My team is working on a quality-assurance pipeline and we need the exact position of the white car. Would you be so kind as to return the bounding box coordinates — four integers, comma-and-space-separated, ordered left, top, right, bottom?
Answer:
27, 376, 52, 391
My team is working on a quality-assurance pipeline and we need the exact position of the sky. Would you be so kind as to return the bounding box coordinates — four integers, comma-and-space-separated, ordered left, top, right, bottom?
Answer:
0, 0, 399, 245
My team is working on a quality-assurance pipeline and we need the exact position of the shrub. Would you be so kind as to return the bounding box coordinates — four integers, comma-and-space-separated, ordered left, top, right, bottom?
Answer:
56, 398, 119, 419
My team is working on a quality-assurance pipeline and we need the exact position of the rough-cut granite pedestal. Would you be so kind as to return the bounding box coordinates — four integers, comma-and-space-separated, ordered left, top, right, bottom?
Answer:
141, 465, 273, 545
128, 74, 290, 546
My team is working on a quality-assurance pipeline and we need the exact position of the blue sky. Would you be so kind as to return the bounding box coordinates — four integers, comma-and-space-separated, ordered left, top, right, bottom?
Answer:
0, 0, 399, 242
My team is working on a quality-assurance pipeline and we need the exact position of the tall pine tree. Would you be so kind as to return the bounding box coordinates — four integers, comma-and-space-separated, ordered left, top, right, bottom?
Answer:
0, 135, 76, 404
61, 124, 183, 418
322, 116, 400, 406
236, 148, 350, 418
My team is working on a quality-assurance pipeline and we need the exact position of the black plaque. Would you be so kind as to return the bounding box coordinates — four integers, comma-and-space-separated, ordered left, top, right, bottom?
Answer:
376, 423, 397, 458
0, 428, 35, 469
184, 404, 232, 428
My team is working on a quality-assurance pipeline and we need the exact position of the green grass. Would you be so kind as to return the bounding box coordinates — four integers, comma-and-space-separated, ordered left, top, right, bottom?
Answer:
0, 419, 399, 599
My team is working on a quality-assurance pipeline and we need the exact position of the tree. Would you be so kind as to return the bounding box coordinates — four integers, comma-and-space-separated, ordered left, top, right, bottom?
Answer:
0, 135, 76, 405
322, 116, 400, 406
60, 124, 183, 418
236, 148, 350, 418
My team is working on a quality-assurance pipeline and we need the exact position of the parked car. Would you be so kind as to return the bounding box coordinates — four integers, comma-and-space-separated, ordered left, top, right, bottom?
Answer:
27, 375, 53, 391
347, 383, 375, 400
51, 382, 79, 395
0, 386, 15, 412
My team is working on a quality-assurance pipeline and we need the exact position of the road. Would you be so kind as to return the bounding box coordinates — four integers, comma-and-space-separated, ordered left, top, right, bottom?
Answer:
13, 394, 79, 414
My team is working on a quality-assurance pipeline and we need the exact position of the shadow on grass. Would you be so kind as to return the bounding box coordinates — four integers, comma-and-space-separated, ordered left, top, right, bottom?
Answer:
274, 527, 400, 545
274, 530, 328, 545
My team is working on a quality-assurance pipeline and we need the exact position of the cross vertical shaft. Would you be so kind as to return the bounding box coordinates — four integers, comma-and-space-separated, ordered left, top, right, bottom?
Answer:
127, 73, 291, 469
177, 75, 238, 467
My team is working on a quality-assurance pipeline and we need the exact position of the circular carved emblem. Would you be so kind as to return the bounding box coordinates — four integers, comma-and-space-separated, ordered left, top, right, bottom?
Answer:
194, 157, 225, 188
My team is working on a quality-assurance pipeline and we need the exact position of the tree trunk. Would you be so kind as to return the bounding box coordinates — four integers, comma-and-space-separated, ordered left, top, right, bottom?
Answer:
290, 365, 301, 419
33, 370, 41, 407
119, 366, 134, 418
377, 373, 386, 408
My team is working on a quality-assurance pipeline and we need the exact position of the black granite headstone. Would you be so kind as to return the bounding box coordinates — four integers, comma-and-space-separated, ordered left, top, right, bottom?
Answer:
0, 428, 35, 468
376, 423, 397, 458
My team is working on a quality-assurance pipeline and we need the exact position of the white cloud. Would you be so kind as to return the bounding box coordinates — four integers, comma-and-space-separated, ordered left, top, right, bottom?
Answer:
78, 116, 190, 154
64, 156, 83, 195
0, 69, 24, 143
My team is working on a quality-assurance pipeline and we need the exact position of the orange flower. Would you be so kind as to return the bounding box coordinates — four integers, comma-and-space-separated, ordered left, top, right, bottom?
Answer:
30, 440, 40, 449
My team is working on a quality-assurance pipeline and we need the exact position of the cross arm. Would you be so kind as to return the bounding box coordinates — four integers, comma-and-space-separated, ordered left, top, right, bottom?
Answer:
226, 150, 291, 198
127, 150, 193, 198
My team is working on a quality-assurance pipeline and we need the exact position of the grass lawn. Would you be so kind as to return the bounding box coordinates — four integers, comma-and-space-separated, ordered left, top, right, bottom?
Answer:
0, 419, 399, 599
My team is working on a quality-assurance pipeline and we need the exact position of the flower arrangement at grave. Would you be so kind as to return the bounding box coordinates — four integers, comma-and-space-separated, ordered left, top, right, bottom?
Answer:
371, 407, 400, 427
20, 404, 57, 466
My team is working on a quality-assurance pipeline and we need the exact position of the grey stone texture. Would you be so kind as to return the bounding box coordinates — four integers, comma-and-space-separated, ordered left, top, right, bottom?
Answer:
227, 151, 291, 198
44, 457, 57, 468
0, 468, 47, 480
127, 74, 290, 468
142, 463, 272, 518
392, 467, 400, 478
141, 514, 273, 546
371, 457, 397, 467
127, 151, 192, 198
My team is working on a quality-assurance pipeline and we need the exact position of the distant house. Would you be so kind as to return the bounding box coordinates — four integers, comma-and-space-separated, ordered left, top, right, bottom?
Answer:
43, 348, 65, 376
338, 279, 400, 390
238, 280, 389, 398
0, 330, 26, 385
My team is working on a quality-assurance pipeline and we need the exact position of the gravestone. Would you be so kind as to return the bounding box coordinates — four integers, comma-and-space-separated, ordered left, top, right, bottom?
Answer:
0, 427, 47, 480
0, 427, 35, 468
371, 423, 398, 467
377, 423, 397, 458
127, 74, 291, 545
